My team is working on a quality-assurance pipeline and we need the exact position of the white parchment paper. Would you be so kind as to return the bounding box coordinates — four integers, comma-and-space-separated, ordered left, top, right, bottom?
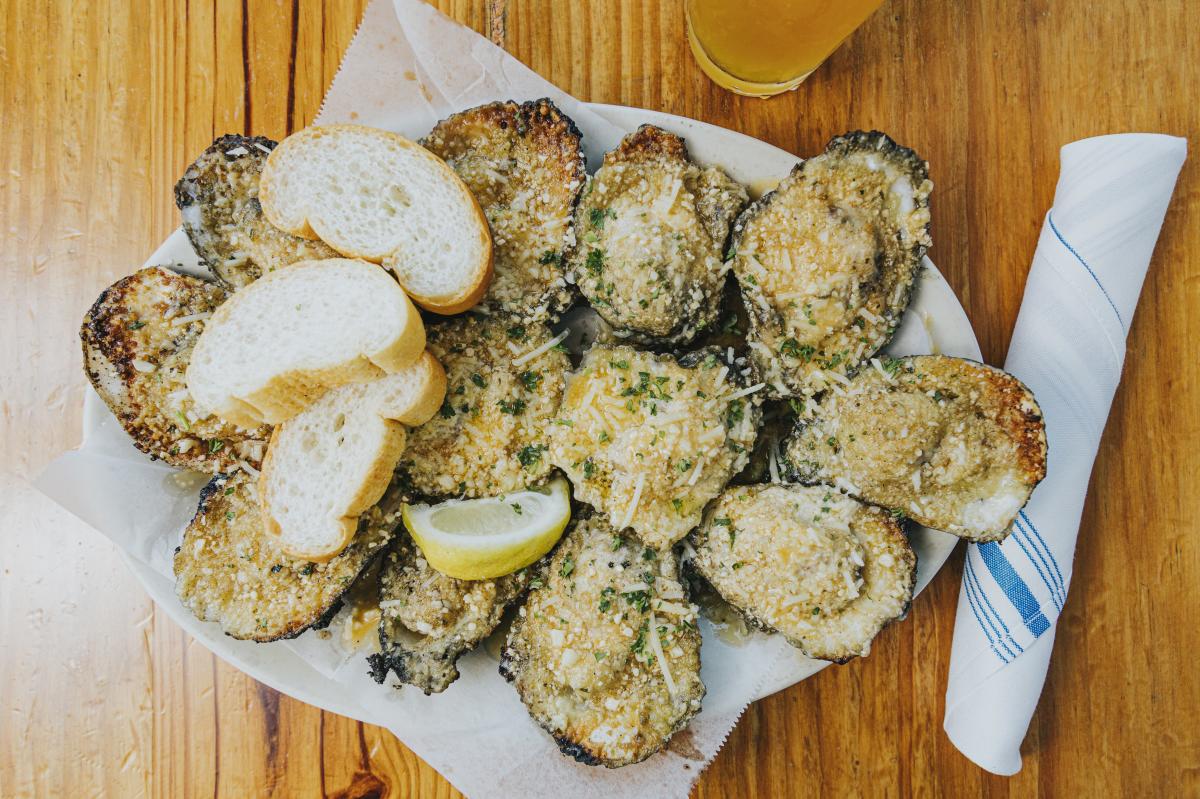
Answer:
36, 1, 795, 796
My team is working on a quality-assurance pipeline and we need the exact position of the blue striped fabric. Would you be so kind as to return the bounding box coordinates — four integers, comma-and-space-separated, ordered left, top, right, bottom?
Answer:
1048, 211, 1124, 330
965, 509, 1068, 664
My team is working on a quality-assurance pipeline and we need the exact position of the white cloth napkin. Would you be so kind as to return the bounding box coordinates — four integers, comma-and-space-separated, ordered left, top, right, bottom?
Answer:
943, 133, 1187, 775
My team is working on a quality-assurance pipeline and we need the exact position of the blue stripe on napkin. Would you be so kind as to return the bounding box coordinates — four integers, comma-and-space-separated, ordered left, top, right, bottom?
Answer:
1009, 525, 1064, 612
1048, 211, 1124, 329
977, 542, 1052, 638
1018, 510, 1066, 599
1013, 513, 1066, 609
964, 557, 1021, 661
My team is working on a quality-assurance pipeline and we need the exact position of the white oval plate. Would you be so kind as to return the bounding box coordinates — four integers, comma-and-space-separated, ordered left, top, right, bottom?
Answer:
110, 103, 977, 725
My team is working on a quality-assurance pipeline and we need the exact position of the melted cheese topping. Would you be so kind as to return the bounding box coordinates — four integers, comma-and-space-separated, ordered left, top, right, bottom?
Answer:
173, 472, 393, 641
83, 267, 270, 473
549, 345, 759, 549
786, 355, 1045, 540
401, 316, 569, 497
692, 484, 915, 661
504, 518, 703, 766
734, 136, 932, 397
570, 145, 746, 344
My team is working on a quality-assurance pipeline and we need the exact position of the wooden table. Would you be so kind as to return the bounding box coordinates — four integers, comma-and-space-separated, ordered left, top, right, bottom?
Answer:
2, 0, 1196, 796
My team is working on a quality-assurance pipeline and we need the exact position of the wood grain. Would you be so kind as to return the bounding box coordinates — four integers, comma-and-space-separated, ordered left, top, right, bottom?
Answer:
2, 0, 1197, 796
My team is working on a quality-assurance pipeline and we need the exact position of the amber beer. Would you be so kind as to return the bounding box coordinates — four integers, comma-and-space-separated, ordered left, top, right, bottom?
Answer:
686, 0, 885, 97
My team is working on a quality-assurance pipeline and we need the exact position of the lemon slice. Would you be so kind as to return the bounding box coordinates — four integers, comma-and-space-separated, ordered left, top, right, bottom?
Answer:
402, 477, 572, 580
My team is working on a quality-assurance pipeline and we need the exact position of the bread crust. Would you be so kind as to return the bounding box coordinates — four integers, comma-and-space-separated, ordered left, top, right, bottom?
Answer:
258, 124, 494, 315
185, 258, 426, 428
259, 351, 447, 561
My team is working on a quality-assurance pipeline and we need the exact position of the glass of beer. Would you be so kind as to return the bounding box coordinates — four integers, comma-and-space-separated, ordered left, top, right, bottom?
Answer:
686, 0, 885, 97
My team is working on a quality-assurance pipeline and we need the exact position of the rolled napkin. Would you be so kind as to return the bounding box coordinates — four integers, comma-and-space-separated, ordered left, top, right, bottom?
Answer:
943, 133, 1187, 774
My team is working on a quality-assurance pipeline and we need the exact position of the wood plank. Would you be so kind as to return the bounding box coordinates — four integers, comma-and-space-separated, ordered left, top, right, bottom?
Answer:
1, 0, 1197, 797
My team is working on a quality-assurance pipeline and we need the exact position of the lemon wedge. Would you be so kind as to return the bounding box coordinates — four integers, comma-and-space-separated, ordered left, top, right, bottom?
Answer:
402, 477, 572, 580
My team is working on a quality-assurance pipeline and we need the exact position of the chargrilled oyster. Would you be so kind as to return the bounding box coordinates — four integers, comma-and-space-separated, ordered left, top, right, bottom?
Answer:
80, 266, 270, 472
423, 99, 584, 322
501, 516, 704, 767
366, 533, 530, 694
690, 484, 915, 662
175, 134, 337, 289
784, 355, 1047, 541
399, 316, 569, 498
732, 131, 932, 397
174, 471, 395, 641
548, 345, 760, 549
566, 125, 748, 346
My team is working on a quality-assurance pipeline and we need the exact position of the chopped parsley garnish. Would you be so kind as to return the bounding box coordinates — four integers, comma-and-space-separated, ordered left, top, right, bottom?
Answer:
882, 356, 905, 376
725, 399, 745, 427
802, 303, 816, 325
588, 206, 616, 228
470, 372, 486, 388
207, 439, 225, 453
631, 621, 649, 655
439, 400, 456, 418
599, 586, 615, 612
559, 555, 575, 578
517, 444, 545, 469
506, 324, 527, 341
519, 370, 542, 392
677, 459, 693, 473
610, 359, 629, 370
538, 250, 562, 265
826, 436, 841, 453
713, 517, 731, 526
671, 497, 684, 515
585, 248, 605, 276
732, 562, 744, 570
611, 534, 624, 551
127, 319, 146, 330
642, 547, 656, 561
497, 398, 527, 415
622, 589, 651, 613
594, 651, 608, 662
582, 458, 597, 479
510, 502, 523, 515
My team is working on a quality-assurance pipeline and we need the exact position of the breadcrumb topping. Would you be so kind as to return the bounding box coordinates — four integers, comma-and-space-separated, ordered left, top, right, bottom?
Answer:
549, 345, 760, 548
691, 484, 915, 662
786, 355, 1047, 541
400, 315, 570, 497
501, 517, 703, 766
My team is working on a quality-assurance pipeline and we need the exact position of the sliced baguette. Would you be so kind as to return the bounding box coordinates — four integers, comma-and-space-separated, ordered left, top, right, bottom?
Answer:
258, 124, 493, 314
260, 351, 447, 561
185, 258, 424, 428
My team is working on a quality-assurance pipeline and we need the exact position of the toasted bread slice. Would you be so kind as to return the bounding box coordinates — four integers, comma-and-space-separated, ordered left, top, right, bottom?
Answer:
423, 99, 584, 322
258, 124, 493, 314
185, 258, 425, 428
174, 134, 339, 289
80, 266, 271, 472
260, 351, 447, 561
174, 471, 397, 641
784, 355, 1047, 541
